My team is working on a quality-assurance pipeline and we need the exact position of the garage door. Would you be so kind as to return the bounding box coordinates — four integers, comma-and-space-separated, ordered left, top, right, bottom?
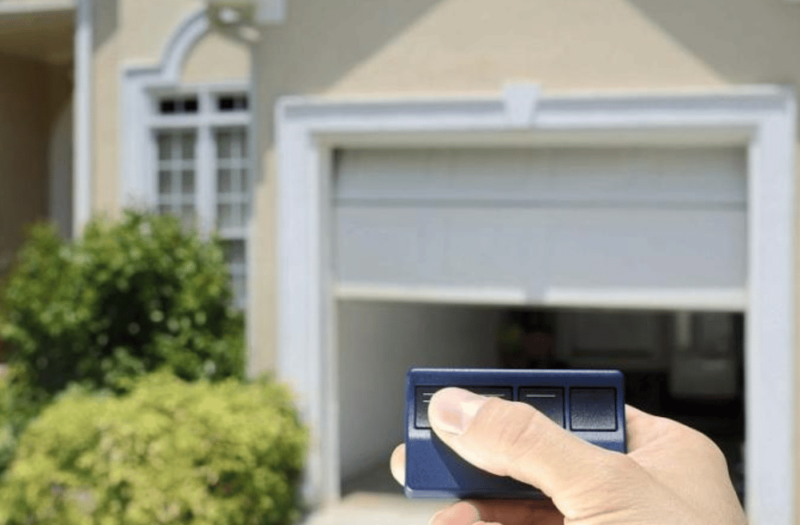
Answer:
333, 147, 746, 307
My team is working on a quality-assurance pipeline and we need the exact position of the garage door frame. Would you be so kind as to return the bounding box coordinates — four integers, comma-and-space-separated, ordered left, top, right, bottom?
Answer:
275, 85, 796, 524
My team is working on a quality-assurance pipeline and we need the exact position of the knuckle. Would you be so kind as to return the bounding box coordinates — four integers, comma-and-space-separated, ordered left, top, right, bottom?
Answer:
685, 428, 729, 466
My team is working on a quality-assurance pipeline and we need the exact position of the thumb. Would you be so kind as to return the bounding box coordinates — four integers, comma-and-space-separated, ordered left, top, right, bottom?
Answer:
428, 387, 638, 508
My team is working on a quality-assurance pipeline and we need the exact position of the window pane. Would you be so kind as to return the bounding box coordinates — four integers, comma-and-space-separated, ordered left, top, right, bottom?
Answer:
181, 205, 195, 229
238, 130, 248, 157
217, 95, 248, 113
223, 239, 245, 265
217, 169, 232, 193
220, 239, 247, 310
157, 134, 172, 161
158, 170, 172, 194
159, 97, 199, 115
180, 133, 195, 160
183, 98, 198, 113
181, 170, 195, 194
217, 204, 234, 228
159, 99, 176, 114
232, 273, 246, 310
215, 127, 248, 230
155, 130, 196, 226
217, 131, 232, 159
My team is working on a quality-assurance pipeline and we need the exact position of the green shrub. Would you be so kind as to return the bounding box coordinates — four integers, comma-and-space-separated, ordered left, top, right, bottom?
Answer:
0, 366, 49, 475
0, 373, 307, 525
0, 210, 245, 396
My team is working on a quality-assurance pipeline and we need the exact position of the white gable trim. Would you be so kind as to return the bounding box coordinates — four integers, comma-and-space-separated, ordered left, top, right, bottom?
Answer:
275, 85, 796, 523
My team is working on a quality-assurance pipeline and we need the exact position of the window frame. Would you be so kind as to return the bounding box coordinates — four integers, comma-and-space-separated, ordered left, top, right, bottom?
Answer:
145, 83, 253, 309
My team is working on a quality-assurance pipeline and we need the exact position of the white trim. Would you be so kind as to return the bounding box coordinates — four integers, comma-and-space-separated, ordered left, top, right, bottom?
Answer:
335, 284, 528, 305
543, 288, 747, 312
0, 1, 73, 15
149, 112, 250, 129
276, 85, 796, 522
334, 284, 747, 312
72, 0, 92, 235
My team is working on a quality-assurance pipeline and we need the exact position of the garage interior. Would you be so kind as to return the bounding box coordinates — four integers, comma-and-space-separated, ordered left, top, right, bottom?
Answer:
332, 144, 747, 502
337, 303, 745, 502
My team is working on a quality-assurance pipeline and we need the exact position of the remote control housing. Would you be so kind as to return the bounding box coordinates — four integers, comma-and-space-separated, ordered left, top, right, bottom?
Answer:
405, 368, 626, 499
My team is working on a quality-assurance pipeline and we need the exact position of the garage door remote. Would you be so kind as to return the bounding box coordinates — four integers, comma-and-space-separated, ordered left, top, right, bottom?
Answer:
405, 368, 626, 499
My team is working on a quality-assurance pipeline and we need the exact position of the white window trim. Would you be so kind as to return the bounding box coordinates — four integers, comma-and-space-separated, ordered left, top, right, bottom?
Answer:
276, 84, 796, 522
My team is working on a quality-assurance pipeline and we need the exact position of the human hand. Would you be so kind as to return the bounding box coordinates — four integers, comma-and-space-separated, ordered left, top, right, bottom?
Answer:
390, 387, 746, 525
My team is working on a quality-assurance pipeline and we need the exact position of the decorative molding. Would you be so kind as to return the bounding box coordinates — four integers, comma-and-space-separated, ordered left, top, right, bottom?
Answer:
503, 83, 540, 128
276, 84, 796, 522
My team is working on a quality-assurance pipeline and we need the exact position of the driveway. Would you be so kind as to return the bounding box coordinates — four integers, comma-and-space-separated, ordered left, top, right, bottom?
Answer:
302, 492, 452, 525
302, 463, 453, 525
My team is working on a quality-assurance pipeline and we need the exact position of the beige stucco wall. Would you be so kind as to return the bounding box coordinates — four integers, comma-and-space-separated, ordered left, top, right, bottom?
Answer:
0, 52, 71, 283
181, 31, 250, 85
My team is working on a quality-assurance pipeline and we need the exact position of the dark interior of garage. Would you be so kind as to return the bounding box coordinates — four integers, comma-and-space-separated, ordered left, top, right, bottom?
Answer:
339, 304, 745, 504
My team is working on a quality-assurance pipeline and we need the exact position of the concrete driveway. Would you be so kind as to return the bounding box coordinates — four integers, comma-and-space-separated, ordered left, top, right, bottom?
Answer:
302, 463, 454, 525
302, 492, 452, 525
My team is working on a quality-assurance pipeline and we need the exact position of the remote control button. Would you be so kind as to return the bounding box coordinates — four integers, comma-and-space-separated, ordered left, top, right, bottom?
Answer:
518, 388, 564, 427
569, 388, 617, 431
466, 386, 513, 401
415, 387, 440, 428
414, 386, 513, 428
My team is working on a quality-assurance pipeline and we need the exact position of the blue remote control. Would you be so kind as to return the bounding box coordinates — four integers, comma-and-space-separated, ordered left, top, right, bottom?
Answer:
405, 368, 626, 499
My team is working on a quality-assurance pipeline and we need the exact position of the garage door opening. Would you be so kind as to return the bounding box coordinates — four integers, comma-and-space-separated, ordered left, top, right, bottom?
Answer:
337, 301, 745, 502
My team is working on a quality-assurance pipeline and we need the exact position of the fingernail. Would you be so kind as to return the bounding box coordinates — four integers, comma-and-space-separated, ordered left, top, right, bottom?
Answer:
429, 388, 488, 435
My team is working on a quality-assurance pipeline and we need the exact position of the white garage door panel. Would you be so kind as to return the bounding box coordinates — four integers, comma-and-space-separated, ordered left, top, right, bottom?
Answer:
336, 148, 746, 205
335, 207, 745, 294
334, 147, 746, 304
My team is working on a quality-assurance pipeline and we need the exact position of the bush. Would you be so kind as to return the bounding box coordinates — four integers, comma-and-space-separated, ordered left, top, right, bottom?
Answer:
0, 210, 245, 396
0, 366, 49, 474
0, 373, 307, 525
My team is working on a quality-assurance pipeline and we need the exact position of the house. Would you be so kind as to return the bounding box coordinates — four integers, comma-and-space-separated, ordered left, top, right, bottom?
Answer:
0, 0, 798, 523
